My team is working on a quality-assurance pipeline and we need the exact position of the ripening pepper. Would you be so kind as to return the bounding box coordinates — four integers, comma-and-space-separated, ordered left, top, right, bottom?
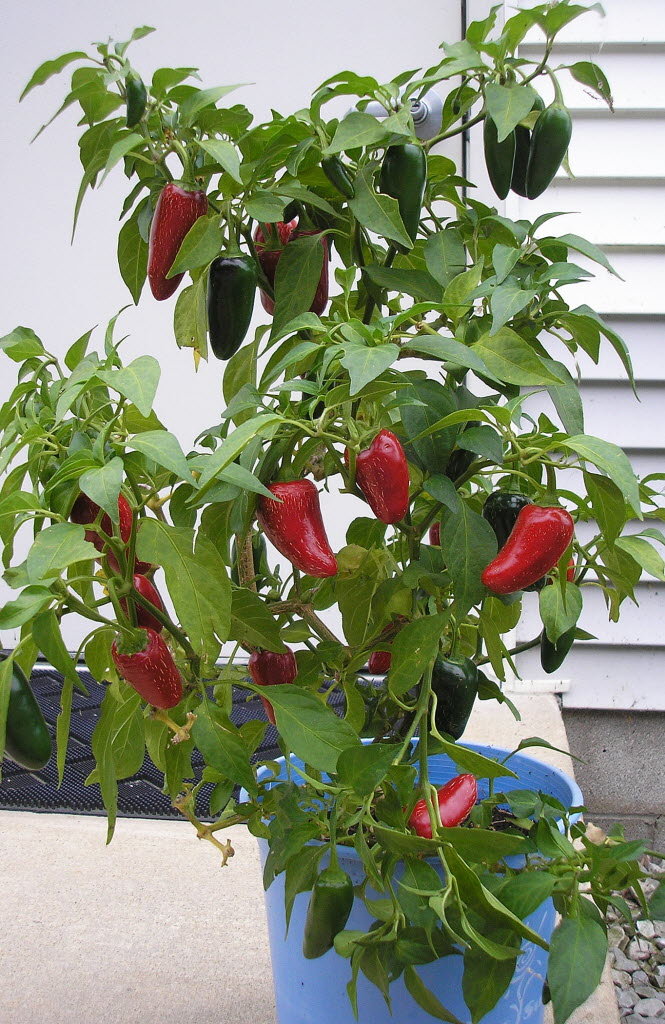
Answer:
207, 255, 257, 360
321, 155, 355, 199
525, 105, 573, 200
248, 646, 297, 725
352, 429, 410, 525
2, 658, 52, 770
257, 479, 338, 578
483, 115, 515, 200
408, 774, 478, 839
111, 628, 183, 708
125, 72, 147, 128
540, 627, 575, 674
481, 505, 574, 595
368, 649, 392, 675
302, 863, 355, 959
379, 143, 426, 247
253, 221, 329, 316
70, 492, 152, 576
432, 656, 478, 741
482, 491, 545, 592
428, 522, 440, 546
148, 183, 208, 300
120, 574, 165, 633
510, 95, 545, 197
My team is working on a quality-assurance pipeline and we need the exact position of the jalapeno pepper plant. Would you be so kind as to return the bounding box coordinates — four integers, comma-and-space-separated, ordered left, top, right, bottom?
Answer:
1, 11, 662, 1024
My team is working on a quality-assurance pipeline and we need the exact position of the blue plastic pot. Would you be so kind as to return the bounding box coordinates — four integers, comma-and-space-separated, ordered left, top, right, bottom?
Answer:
252, 743, 583, 1024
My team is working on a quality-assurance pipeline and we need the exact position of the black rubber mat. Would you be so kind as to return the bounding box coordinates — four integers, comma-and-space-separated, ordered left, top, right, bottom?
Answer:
0, 663, 345, 821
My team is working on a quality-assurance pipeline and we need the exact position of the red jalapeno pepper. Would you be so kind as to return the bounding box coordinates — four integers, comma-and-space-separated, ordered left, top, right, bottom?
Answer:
257, 479, 338, 578
253, 221, 329, 316
351, 429, 409, 525
481, 505, 574, 595
147, 183, 208, 301
111, 628, 183, 708
248, 647, 297, 725
120, 574, 165, 633
368, 650, 392, 675
71, 492, 152, 575
408, 774, 478, 838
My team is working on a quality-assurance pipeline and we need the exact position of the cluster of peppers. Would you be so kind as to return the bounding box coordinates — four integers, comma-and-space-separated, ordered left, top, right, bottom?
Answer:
483, 94, 573, 201
144, 141, 427, 362
71, 491, 183, 709
300, 770, 479, 960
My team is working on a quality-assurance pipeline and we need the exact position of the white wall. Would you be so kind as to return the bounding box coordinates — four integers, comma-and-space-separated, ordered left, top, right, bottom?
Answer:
468, 0, 665, 710
0, 0, 461, 650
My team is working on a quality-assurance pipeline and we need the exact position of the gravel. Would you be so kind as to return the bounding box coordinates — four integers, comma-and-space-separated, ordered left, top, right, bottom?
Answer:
608, 854, 665, 1022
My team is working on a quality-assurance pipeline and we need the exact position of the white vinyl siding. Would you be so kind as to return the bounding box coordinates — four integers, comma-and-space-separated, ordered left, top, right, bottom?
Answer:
467, 0, 665, 710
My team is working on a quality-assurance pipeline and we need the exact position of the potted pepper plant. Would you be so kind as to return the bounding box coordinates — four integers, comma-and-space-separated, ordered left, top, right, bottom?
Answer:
2, 5, 664, 1023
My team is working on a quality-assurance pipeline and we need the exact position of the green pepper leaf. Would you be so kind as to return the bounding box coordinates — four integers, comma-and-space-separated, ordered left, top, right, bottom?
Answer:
197, 138, 243, 183
562, 434, 640, 516
325, 111, 390, 154
192, 701, 257, 796
256, 684, 360, 772
404, 965, 464, 1023
168, 215, 224, 277
137, 520, 231, 653
340, 344, 399, 397
474, 328, 565, 387
548, 918, 607, 1024
349, 165, 413, 250
388, 613, 449, 698
424, 229, 466, 287
441, 503, 497, 616
173, 278, 208, 360
26, 523, 97, 582
79, 458, 124, 522
270, 233, 325, 342
540, 583, 582, 643
117, 206, 148, 304
0, 586, 53, 630
230, 589, 286, 652
127, 430, 193, 481
337, 743, 398, 796
97, 355, 160, 418
485, 83, 537, 142
0, 326, 45, 362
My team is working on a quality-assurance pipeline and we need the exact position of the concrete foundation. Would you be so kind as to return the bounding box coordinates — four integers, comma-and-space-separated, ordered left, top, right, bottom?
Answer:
562, 709, 665, 849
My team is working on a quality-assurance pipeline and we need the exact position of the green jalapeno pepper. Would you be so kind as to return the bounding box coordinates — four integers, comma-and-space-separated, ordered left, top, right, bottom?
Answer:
2, 658, 52, 770
540, 627, 575, 674
379, 143, 426, 247
302, 863, 354, 959
484, 115, 516, 200
321, 155, 355, 199
525, 104, 572, 200
125, 72, 147, 128
207, 255, 257, 361
511, 95, 545, 197
431, 656, 479, 740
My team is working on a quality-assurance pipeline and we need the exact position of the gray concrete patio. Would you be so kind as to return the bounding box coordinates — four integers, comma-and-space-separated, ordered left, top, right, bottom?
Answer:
0, 694, 620, 1024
